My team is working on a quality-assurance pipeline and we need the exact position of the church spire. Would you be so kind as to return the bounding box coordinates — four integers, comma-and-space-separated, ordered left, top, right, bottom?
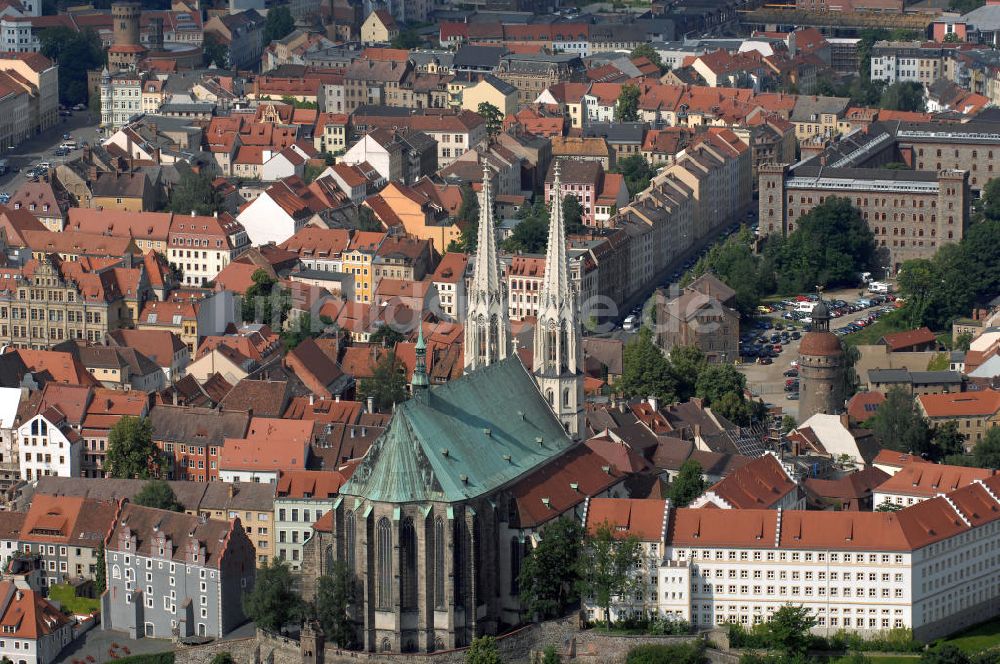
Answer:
412, 322, 429, 391
539, 160, 573, 314
464, 161, 510, 373
533, 159, 584, 438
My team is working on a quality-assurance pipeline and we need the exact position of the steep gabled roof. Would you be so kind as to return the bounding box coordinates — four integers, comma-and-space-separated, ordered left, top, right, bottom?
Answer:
341, 357, 573, 503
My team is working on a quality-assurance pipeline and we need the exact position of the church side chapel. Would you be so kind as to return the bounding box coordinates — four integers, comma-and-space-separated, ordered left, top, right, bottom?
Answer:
302, 162, 587, 653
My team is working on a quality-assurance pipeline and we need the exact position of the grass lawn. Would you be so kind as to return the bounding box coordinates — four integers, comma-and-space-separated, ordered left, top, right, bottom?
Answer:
939, 616, 1000, 653
842, 318, 901, 346
48, 583, 100, 615
830, 657, 918, 664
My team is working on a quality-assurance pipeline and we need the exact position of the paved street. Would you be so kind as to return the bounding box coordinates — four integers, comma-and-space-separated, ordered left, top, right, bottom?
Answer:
59, 626, 172, 664
0, 110, 100, 195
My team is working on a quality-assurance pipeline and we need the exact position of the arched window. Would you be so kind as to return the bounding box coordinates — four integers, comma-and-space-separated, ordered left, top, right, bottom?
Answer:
345, 511, 356, 574
112, 565, 120, 579
489, 315, 499, 362
453, 519, 465, 607
324, 545, 334, 577
434, 518, 445, 609
400, 517, 417, 610
546, 389, 554, 406
510, 537, 523, 596
473, 518, 483, 603
30, 419, 38, 436
376, 517, 392, 610
559, 321, 569, 371
563, 388, 570, 408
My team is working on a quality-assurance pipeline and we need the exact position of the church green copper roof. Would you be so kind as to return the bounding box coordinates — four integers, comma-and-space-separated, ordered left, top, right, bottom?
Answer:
341, 357, 575, 504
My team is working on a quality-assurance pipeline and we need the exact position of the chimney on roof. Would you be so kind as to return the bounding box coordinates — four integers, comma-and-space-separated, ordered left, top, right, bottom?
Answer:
366, 395, 374, 413
647, 395, 658, 412
172, 389, 178, 406
229, 482, 238, 498
309, 394, 314, 406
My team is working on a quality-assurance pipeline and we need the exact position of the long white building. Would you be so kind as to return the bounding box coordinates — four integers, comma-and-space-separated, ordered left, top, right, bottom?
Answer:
584, 478, 1000, 641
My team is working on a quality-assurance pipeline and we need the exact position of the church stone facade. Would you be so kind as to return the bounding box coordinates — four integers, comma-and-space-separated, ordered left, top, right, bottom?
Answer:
301, 160, 586, 653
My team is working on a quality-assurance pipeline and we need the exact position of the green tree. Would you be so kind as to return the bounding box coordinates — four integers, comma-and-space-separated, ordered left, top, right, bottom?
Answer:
370, 325, 405, 347
876, 499, 904, 512
948, 0, 983, 14
390, 28, 421, 50
466, 636, 502, 664
696, 364, 762, 425
541, 645, 560, 664
502, 198, 549, 253
203, 32, 229, 68
627, 643, 707, 664
357, 206, 382, 232
780, 415, 797, 434
210, 655, 235, 664
630, 44, 664, 71
243, 559, 304, 633
106, 416, 160, 479
477, 101, 503, 138
686, 230, 773, 319
447, 184, 480, 252
669, 460, 706, 507
619, 328, 676, 403
668, 345, 707, 401
973, 427, 1000, 469
765, 605, 816, 657
133, 480, 183, 512
868, 387, 932, 456
578, 523, 642, 625
358, 351, 407, 412
920, 644, 971, 664
314, 562, 355, 649
614, 154, 655, 197
168, 169, 225, 216
932, 421, 966, 459
519, 518, 583, 619
94, 542, 106, 594
39, 27, 104, 105
241, 268, 290, 327
614, 84, 640, 122
562, 194, 586, 235
281, 313, 321, 351
263, 6, 295, 43
955, 332, 973, 352
303, 163, 325, 184
765, 197, 877, 293
880, 81, 926, 112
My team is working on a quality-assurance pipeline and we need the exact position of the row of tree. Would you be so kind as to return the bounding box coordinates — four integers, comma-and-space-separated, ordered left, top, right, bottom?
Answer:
619, 333, 766, 425
685, 197, 880, 319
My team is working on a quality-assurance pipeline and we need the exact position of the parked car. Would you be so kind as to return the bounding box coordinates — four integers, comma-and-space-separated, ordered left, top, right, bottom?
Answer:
786, 392, 800, 400
783, 369, 798, 377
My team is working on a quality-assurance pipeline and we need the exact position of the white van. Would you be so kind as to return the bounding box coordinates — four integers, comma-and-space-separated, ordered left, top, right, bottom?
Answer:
59, 141, 77, 150
623, 314, 638, 331
794, 301, 816, 313
868, 282, 891, 294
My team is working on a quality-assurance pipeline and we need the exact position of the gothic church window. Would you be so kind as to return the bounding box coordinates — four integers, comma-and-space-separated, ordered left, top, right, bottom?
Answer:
400, 517, 417, 610
376, 517, 392, 610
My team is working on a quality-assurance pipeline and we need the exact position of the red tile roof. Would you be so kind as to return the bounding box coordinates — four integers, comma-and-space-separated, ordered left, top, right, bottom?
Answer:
919, 390, 1000, 418
876, 462, 995, 498
275, 469, 349, 499
699, 454, 796, 509
880, 326, 937, 351
586, 498, 666, 541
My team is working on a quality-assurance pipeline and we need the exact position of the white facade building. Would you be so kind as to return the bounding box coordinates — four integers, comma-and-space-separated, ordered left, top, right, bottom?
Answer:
16, 413, 81, 481
585, 480, 1000, 642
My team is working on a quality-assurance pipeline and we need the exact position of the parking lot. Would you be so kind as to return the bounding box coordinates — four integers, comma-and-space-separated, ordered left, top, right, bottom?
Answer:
737, 287, 897, 422
0, 109, 100, 197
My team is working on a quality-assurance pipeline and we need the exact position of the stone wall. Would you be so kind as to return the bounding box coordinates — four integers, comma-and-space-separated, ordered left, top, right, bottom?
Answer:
226, 620, 738, 664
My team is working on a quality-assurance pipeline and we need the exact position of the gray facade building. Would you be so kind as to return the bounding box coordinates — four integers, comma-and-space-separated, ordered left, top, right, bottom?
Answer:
102, 503, 256, 640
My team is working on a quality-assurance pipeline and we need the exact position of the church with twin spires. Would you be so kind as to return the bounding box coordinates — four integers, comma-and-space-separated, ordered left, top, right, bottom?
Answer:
302, 161, 587, 653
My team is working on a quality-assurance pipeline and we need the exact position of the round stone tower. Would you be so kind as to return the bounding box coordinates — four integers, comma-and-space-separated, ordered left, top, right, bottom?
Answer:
112, 1, 140, 47
108, 1, 146, 72
797, 297, 845, 421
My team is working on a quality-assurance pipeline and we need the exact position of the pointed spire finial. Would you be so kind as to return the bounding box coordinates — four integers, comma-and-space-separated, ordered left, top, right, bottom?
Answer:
412, 319, 429, 390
